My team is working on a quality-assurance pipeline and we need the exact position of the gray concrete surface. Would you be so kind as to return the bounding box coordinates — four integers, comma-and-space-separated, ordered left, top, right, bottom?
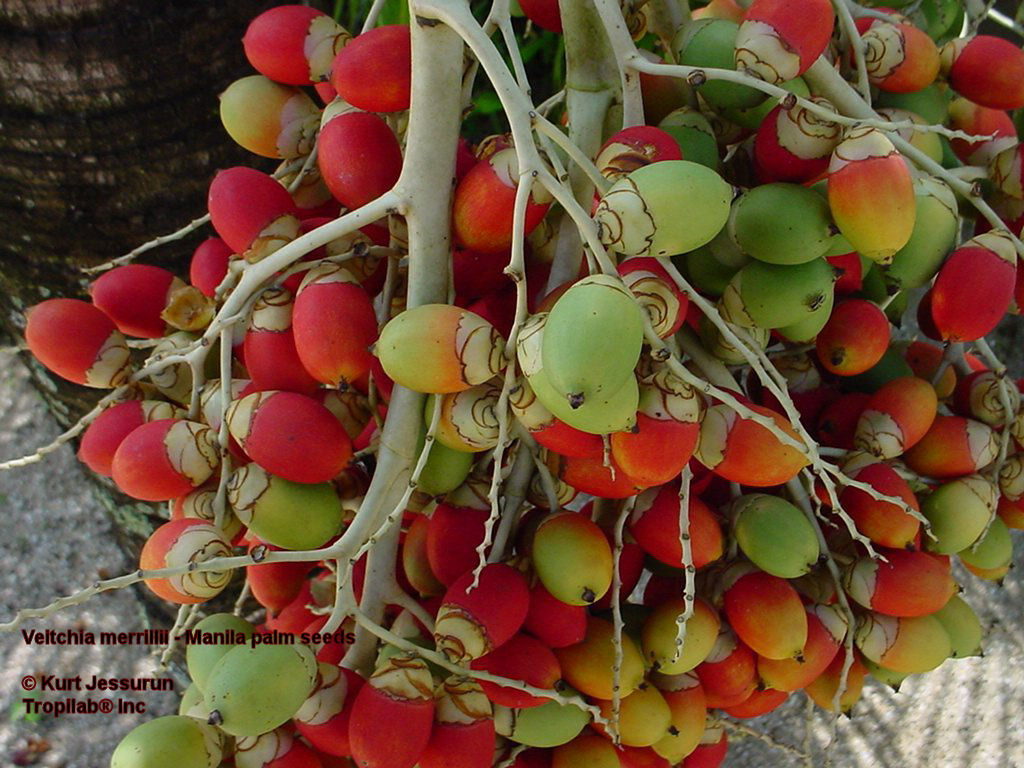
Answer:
1, 353, 1023, 767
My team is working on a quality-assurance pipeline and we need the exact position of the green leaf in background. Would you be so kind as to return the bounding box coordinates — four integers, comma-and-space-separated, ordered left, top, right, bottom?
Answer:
9, 690, 41, 724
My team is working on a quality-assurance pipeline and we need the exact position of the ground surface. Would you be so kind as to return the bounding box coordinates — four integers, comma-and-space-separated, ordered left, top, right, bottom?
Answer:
1, 353, 1022, 767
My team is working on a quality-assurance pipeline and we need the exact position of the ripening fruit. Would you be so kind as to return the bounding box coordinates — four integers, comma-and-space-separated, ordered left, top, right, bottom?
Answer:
675, 19, 765, 110
728, 184, 832, 265
932, 595, 983, 658
754, 97, 841, 182
804, 651, 866, 714
186, 613, 255, 692
940, 35, 1024, 110
694, 628, 758, 708
595, 685, 673, 747
837, 455, 921, 549
111, 715, 223, 768
948, 97, 1017, 165
207, 167, 299, 262
542, 274, 644, 409
78, 400, 183, 478
652, 674, 706, 763
318, 110, 403, 210
294, 664, 365, 757
642, 598, 721, 675
731, 494, 820, 578
722, 570, 807, 661
555, 617, 645, 700
139, 519, 232, 604
470, 634, 561, 708
226, 390, 352, 484
420, 676, 495, 768
883, 176, 959, 292
930, 231, 1017, 342
24, 298, 131, 388
553, 733, 620, 768
228, 463, 342, 550
854, 376, 938, 459
377, 304, 506, 394
828, 127, 915, 264
331, 25, 411, 112
243, 287, 321, 395
220, 75, 319, 160
492, 690, 589, 747
695, 402, 810, 487
112, 419, 219, 501
860, 21, 940, 93
532, 513, 613, 606
242, 5, 348, 84
594, 160, 732, 257
922, 474, 998, 555
734, 0, 834, 83
757, 604, 845, 692
844, 549, 955, 617
434, 564, 530, 662
903, 415, 998, 479
457, 153, 551, 256
630, 479, 724, 570
816, 300, 890, 376
854, 612, 951, 674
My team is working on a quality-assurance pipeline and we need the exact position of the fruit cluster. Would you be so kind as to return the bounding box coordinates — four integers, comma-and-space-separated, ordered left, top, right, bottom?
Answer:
9, 1, 1024, 767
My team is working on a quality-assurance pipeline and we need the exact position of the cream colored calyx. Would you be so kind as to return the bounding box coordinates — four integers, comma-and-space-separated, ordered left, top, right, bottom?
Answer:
370, 653, 435, 701
734, 20, 801, 84
164, 421, 220, 486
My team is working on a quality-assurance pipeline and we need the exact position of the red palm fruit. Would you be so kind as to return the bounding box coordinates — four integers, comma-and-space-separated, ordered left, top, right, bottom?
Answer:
652, 674, 706, 763
377, 304, 506, 395
243, 5, 348, 84
612, 371, 701, 487
555, 616, 646, 700
758, 604, 845, 692
722, 570, 807, 661
854, 376, 938, 459
292, 264, 377, 388
844, 549, 954, 617
453, 248, 510, 301
263, 580, 321, 635
815, 300, 890, 376
330, 25, 411, 112
642, 572, 685, 607
836, 455, 920, 549
594, 685, 673, 747
692, 0, 744, 21
681, 727, 727, 768
426, 503, 489, 586
618, 257, 689, 339
349, 654, 435, 768
91, 264, 211, 338
593, 529, 645, 610
524, 583, 587, 648
112, 419, 219, 501
190, 237, 233, 297
420, 677, 495, 768
941, 35, 1024, 110
24, 298, 131, 388
854, 612, 951, 674
827, 250, 864, 295
594, 125, 683, 184
453, 148, 552, 254
207, 167, 299, 262
509, 377, 604, 459
903, 415, 998, 478
78, 400, 182, 477
234, 726, 323, 768
402, 514, 444, 598
694, 628, 758, 708
552, 734, 619, 768
734, 0, 834, 84
860, 21, 939, 93
318, 111, 403, 210
304, 615, 357, 664
226, 390, 352, 484
828, 127, 915, 264
470, 633, 561, 708
931, 231, 1017, 342
434, 564, 530, 662
630, 479, 723, 570
954, 370, 1021, 427
903, 340, 957, 398
220, 75, 320, 160
998, 494, 1024, 530
248, 549, 315, 616
723, 687, 788, 719
295, 664, 365, 757
804, 651, 866, 714
948, 98, 1017, 165
519, 0, 562, 32
816, 392, 870, 449
754, 97, 841, 182
695, 402, 810, 486
557, 453, 646, 499
637, 51, 691, 125
511, 750, 552, 768
243, 288, 321, 395
139, 519, 231, 604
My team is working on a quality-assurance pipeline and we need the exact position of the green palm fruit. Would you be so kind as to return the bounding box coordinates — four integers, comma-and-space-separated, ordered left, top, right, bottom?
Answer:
185, 613, 255, 692
958, 516, 1013, 571
594, 161, 733, 258
922, 475, 998, 555
732, 494, 820, 578
932, 595, 983, 658
416, 429, 475, 496
776, 284, 834, 342
658, 107, 719, 169
494, 690, 590, 747
111, 716, 223, 768
673, 19, 766, 110
728, 183, 834, 265
724, 258, 835, 329
883, 177, 959, 291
